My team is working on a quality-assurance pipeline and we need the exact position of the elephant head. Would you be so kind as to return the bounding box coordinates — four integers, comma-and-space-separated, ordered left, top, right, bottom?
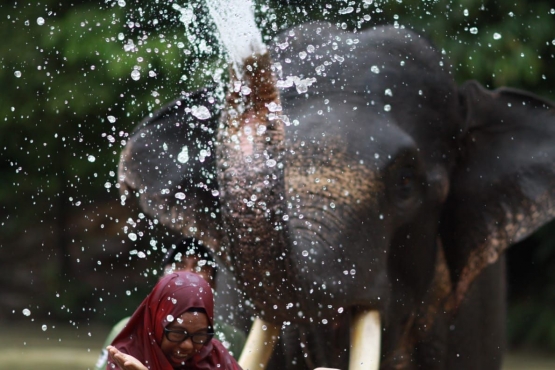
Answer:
118, 22, 555, 369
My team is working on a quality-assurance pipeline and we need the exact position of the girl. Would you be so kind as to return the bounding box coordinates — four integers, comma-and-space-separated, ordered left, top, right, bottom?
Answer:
107, 271, 241, 370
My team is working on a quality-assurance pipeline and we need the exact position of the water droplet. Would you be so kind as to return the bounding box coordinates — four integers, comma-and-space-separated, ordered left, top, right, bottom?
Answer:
374, 153, 380, 159
42, 325, 47, 331
385, 88, 393, 96
126, 290, 131, 296
22, 309, 31, 316
384, 104, 391, 112
330, 202, 336, 209
211, 189, 220, 197
37, 17, 45, 26
175, 192, 186, 200
463, 9, 469, 16
371, 65, 380, 74
104, 182, 112, 189
177, 146, 189, 163
14, 71, 21, 78
107, 115, 116, 123
130, 69, 140, 81
493, 33, 502, 40
167, 314, 174, 322
117, 0, 126, 7
379, 214, 384, 220
338, 7, 354, 15
262, 325, 268, 331
322, 319, 328, 324
266, 102, 282, 112
298, 51, 307, 59
293, 77, 316, 94
87, 155, 96, 162
469, 27, 478, 35
350, 269, 356, 275
137, 251, 146, 258
338, 307, 344, 313
302, 250, 309, 257
128, 233, 137, 241
266, 159, 277, 167
240, 86, 251, 95
191, 105, 211, 120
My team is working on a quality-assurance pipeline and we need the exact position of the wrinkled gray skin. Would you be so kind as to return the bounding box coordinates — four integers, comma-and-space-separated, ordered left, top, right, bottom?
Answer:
118, 23, 555, 369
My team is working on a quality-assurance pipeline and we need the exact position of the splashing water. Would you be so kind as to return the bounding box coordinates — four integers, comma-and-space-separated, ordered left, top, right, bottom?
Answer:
191, 105, 211, 120
205, 0, 266, 75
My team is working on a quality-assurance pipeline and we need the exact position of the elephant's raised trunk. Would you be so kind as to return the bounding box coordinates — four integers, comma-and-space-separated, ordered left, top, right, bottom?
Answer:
216, 52, 298, 322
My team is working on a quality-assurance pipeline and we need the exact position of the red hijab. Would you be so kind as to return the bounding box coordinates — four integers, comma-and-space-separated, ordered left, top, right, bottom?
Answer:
108, 271, 241, 370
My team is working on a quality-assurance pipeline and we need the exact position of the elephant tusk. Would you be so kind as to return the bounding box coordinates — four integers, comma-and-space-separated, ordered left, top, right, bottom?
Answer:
238, 317, 280, 370
349, 310, 381, 370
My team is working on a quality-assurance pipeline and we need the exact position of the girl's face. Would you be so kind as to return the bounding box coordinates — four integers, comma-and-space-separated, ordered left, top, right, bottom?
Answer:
160, 311, 210, 367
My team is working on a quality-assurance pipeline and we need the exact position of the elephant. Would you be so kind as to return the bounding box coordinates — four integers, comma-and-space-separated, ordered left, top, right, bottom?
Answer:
117, 22, 555, 369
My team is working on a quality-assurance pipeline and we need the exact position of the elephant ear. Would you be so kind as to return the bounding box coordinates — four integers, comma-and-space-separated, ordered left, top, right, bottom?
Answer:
440, 80, 555, 308
118, 88, 225, 253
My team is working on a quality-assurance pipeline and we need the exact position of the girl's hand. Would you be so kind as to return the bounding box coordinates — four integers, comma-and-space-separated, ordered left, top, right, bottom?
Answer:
107, 345, 149, 370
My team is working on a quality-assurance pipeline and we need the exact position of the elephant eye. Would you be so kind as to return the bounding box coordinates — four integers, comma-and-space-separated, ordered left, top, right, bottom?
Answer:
393, 167, 417, 202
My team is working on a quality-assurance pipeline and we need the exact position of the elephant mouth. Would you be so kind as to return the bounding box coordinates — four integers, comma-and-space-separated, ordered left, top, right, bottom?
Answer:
238, 311, 382, 370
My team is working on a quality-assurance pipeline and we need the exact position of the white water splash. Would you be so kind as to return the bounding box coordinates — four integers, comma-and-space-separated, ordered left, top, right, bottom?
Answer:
191, 105, 211, 120
205, 0, 266, 75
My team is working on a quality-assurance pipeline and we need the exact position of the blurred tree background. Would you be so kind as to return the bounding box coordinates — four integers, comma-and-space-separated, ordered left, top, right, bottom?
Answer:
0, 0, 554, 351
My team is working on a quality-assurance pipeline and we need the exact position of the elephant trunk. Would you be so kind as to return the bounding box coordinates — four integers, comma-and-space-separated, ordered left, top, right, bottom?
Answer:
216, 52, 298, 322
